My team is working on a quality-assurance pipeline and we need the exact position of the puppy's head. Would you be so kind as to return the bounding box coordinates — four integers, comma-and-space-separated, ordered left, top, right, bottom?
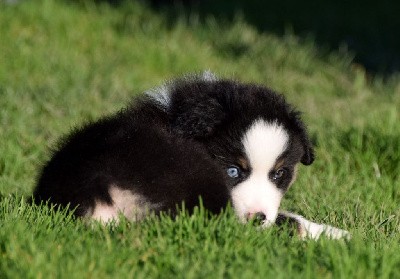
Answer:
225, 119, 307, 227
167, 77, 314, 225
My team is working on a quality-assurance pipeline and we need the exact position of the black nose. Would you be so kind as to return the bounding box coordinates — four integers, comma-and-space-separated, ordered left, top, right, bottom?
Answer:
255, 212, 266, 221
248, 212, 267, 226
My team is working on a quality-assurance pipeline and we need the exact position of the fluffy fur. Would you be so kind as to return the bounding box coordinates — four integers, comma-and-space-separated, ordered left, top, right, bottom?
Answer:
33, 73, 349, 239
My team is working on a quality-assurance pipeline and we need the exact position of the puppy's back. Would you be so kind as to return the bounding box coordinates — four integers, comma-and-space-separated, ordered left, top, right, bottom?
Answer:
33, 96, 229, 220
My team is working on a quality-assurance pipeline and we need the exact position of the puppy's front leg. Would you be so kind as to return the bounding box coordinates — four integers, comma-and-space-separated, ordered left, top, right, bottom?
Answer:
276, 211, 350, 240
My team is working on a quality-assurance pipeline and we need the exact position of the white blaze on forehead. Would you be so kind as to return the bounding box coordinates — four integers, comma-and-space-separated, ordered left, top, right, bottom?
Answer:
243, 120, 289, 173
231, 120, 289, 225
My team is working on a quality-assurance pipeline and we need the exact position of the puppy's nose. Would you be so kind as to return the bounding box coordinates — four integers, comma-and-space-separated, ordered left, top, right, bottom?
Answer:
247, 211, 267, 225
254, 212, 266, 221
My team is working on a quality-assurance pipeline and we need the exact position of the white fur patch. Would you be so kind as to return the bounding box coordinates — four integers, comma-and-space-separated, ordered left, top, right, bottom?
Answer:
91, 203, 118, 223
145, 71, 217, 109
90, 186, 161, 223
145, 85, 171, 108
282, 212, 351, 240
232, 120, 289, 226
200, 70, 218, 82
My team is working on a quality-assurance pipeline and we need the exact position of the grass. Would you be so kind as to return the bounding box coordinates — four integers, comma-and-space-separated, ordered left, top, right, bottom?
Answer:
0, 0, 399, 277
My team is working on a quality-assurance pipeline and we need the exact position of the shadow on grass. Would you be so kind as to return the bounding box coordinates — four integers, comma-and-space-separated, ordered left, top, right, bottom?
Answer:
90, 0, 400, 75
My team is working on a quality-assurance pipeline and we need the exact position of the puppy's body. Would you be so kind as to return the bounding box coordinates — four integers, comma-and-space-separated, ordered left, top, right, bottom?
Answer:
33, 74, 349, 239
35, 96, 229, 220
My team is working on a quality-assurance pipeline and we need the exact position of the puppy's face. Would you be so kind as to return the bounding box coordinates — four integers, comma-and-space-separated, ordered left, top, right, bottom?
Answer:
165, 77, 314, 225
212, 119, 306, 227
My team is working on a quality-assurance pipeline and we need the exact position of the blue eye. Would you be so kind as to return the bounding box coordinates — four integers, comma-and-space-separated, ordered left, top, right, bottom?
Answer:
272, 168, 286, 180
227, 167, 240, 178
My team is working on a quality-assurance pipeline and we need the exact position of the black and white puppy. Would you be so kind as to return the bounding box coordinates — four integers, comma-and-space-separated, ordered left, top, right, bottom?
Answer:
33, 73, 349, 239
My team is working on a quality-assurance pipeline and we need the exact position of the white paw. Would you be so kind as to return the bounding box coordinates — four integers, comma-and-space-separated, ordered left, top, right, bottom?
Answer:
280, 212, 351, 240
301, 222, 351, 240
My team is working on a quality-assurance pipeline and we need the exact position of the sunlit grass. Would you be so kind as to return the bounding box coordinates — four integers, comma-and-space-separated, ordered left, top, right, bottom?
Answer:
0, 0, 399, 277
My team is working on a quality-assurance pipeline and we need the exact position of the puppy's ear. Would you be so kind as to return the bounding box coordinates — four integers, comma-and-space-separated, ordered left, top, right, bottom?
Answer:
290, 111, 315, 165
301, 140, 315, 165
172, 95, 226, 138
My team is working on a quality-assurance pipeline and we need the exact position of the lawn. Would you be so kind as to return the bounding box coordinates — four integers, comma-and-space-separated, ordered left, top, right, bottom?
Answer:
0, 0, 399, 278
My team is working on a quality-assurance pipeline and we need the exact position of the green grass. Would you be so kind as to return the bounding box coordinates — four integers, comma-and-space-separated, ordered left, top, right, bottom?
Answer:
0, 0, 399, 278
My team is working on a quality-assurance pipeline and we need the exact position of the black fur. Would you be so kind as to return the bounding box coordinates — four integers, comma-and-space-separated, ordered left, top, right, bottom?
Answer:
33, 77, 314, 219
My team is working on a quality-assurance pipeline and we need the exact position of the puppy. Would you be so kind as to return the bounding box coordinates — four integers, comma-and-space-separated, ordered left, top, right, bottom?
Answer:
33, 73, 349, 239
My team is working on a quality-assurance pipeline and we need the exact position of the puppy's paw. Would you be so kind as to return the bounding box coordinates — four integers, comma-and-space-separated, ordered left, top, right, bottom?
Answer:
298, 221, 351, 240
277, 211, 351, 240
